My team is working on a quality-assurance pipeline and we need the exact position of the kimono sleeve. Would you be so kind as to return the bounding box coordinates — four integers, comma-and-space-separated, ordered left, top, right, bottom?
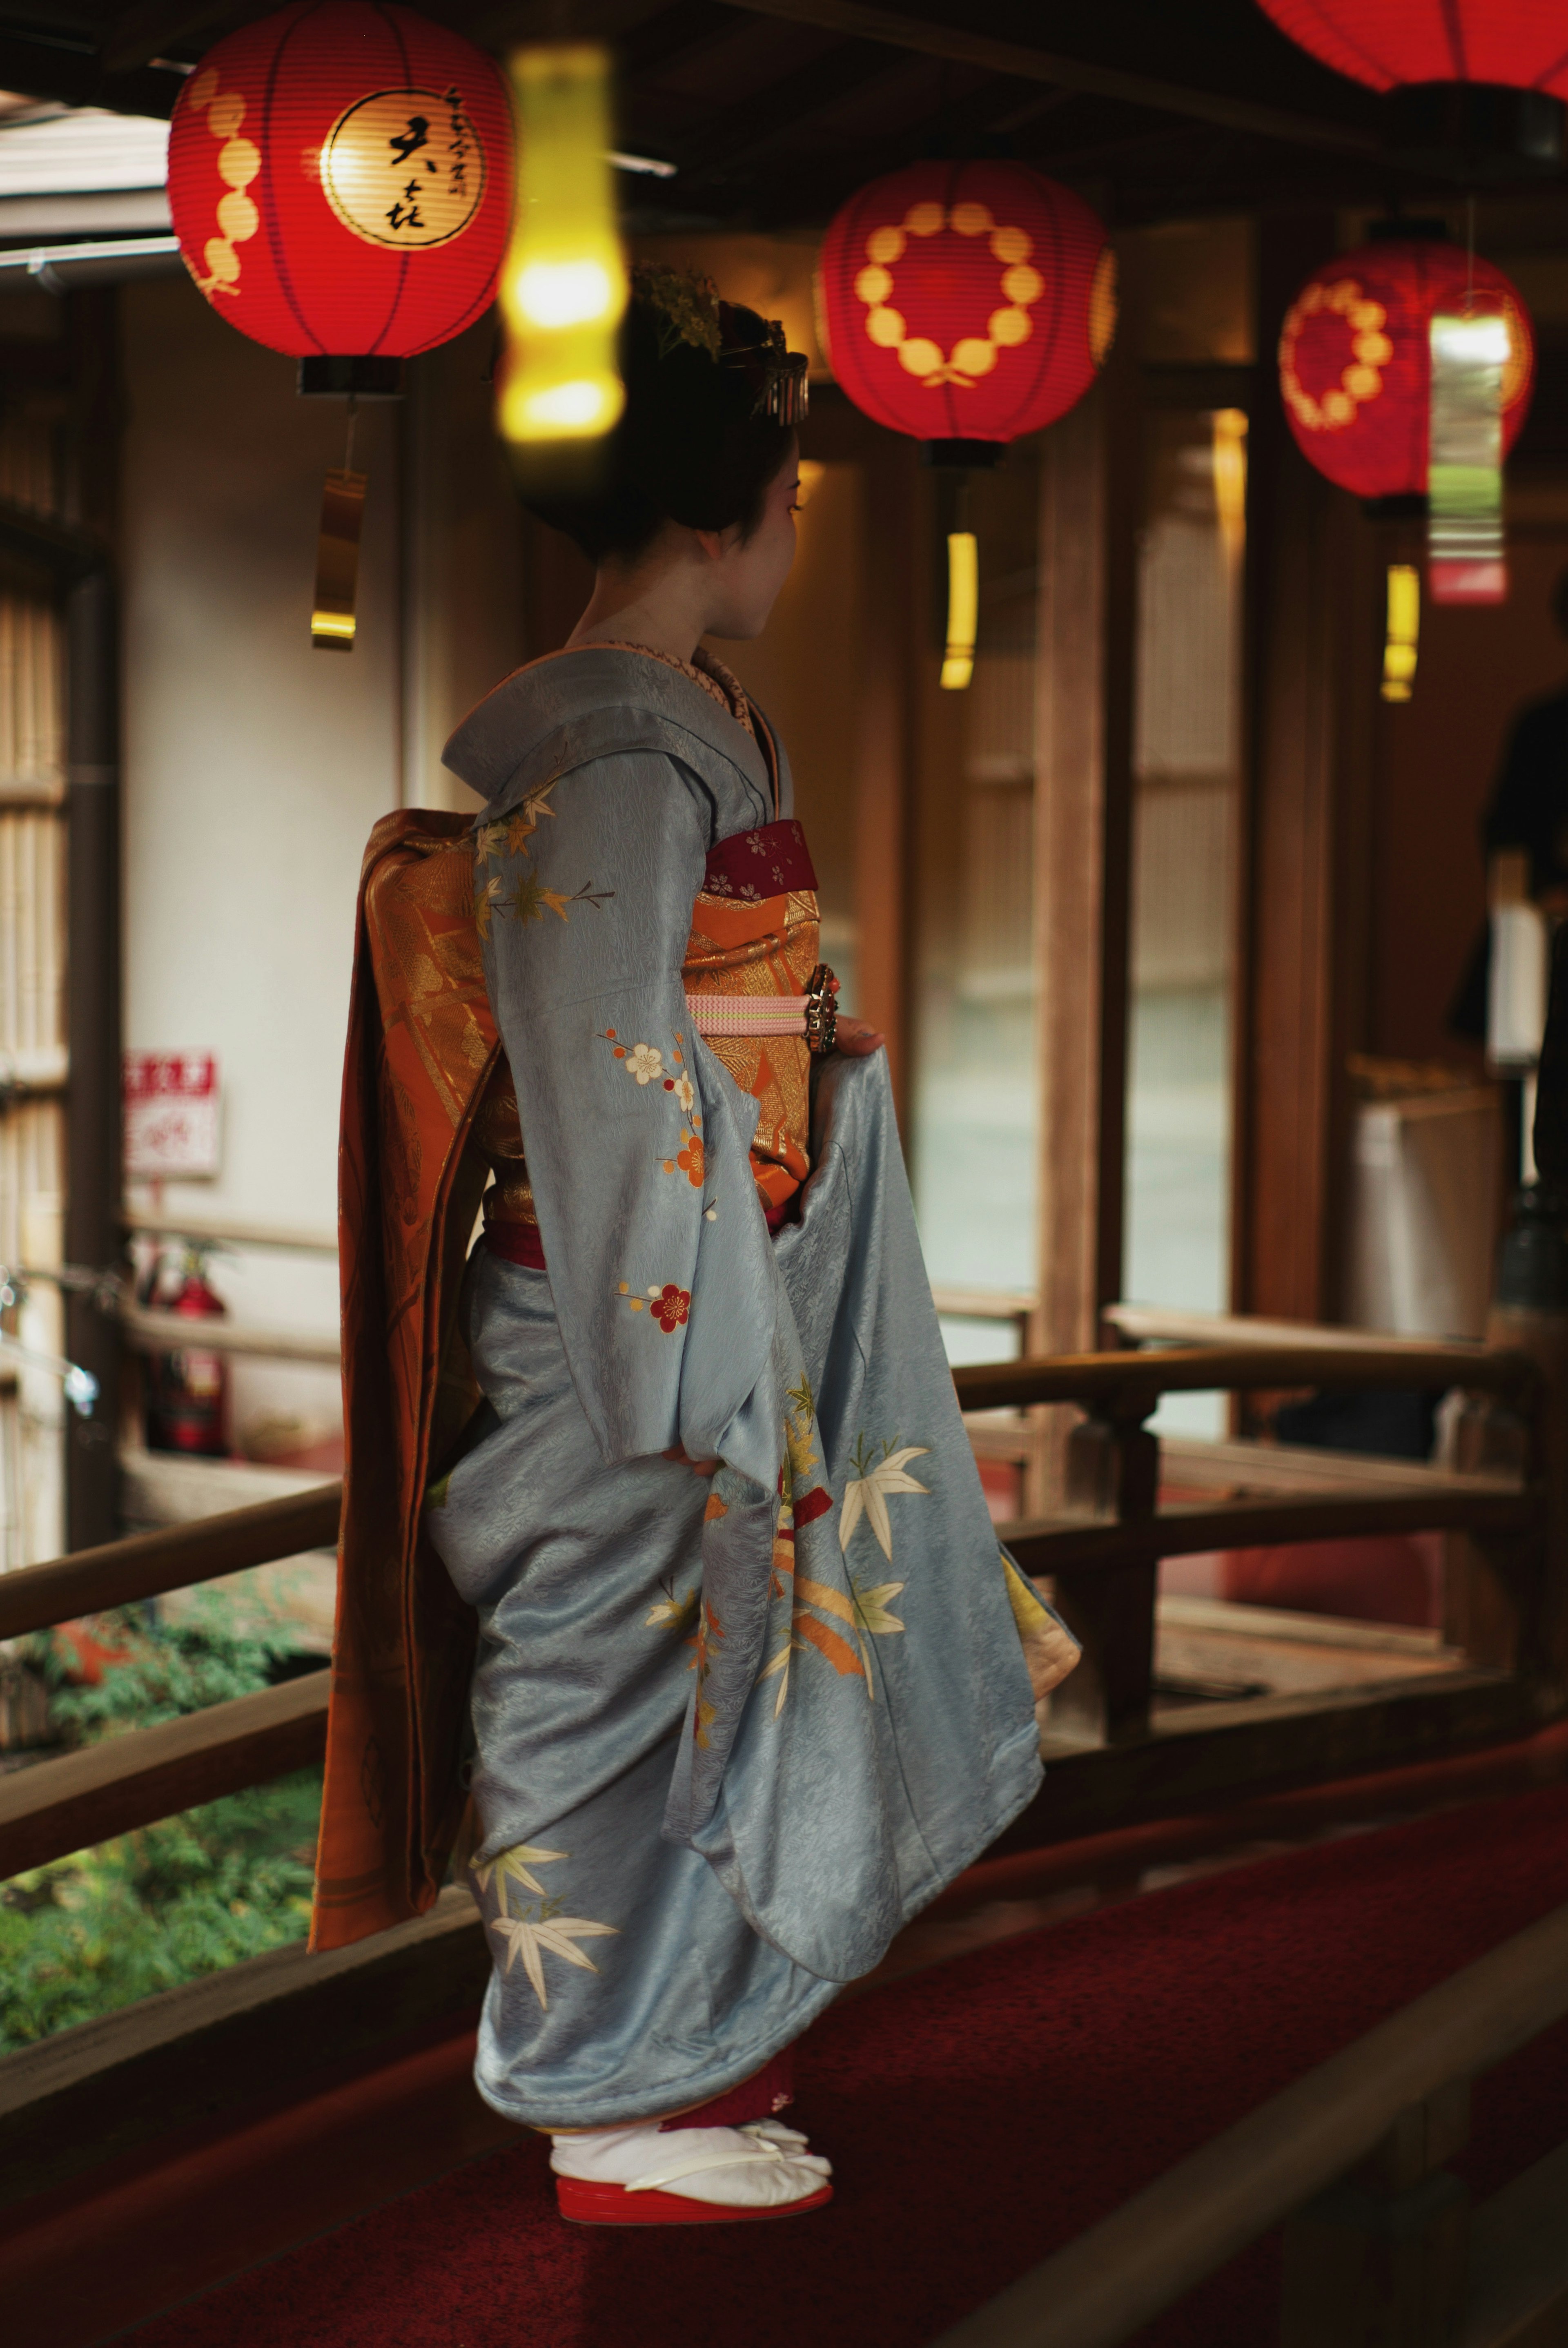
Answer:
477, 752, 777, 1467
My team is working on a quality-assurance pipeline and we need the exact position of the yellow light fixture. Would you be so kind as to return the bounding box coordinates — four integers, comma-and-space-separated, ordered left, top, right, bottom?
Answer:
1212, 407, 1247, 565
941, 530, 978, 691
1381, 562, 1419, 701
498, 45, 626, 455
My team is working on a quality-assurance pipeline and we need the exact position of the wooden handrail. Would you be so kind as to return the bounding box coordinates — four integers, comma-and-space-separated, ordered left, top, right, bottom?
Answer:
0, 1675, 329, 1881
1001, 1485, 1537, 1578
931, 1900, 1568, 2348
0, 1483, 342, 1643
951, 1345, 1538, 1416
0, 1333, 1546, 1884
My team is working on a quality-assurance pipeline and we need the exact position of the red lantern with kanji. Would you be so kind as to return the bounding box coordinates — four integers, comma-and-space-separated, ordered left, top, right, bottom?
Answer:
1278, 238, 1535, 500
167, 0, 513, 361
817, 161, 1115, 455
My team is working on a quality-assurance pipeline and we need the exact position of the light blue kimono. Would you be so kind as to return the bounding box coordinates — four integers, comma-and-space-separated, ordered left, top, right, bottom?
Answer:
426, 647, 1043, 2129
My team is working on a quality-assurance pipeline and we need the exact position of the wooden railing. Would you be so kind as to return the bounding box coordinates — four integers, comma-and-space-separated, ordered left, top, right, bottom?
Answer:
0, 1326, 1559, 1885
932, 1897, 1568, 2348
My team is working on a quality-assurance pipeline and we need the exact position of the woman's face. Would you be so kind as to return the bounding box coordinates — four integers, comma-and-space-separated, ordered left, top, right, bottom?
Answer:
701, 443, 800, 640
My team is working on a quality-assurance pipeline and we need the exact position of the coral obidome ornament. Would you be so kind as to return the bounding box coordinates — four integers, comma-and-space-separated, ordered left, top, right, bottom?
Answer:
817, 162, 1115, 457
167, 0, 513, 363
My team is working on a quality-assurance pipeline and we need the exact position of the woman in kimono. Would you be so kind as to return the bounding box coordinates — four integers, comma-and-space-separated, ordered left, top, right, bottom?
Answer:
336, 271, 1075, 2227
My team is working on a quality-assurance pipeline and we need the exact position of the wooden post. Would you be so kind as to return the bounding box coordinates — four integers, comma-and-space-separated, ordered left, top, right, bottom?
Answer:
1233, 217, 1378, 1353
1030, 324, 1138, 1505
1280, 2083, 1471, 2348
1049, 1405, 1159, 1744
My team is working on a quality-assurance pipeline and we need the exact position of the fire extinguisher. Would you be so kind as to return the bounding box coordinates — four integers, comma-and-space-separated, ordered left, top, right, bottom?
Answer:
145, 1244, 229, 1456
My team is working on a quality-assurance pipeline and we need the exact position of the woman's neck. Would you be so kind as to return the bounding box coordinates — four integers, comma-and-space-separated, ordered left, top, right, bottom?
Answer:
566, 560, 707, 666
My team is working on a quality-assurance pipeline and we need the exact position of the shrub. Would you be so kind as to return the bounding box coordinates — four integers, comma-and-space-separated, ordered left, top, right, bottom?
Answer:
0, 1586, 323, 2052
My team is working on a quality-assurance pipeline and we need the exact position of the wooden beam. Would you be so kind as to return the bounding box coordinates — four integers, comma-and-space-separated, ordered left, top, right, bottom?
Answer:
931, 1900, 1568, 2348
0, 1674, 329, 1881
713, 0, 1378, 153
0, 1481, 342, 1643
951, 1344, 1538, 1415
0, 34, 180, 118
100, 1, 231, 76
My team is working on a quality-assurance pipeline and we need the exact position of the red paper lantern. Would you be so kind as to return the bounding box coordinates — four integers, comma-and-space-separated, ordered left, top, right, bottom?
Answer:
1278, 239, 1535, 500
1254, 2, 1568, 96
817, 162, 1115, 453
167, 1, 513, 361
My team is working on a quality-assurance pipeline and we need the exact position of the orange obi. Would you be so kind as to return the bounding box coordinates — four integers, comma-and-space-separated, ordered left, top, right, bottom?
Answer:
481, 818, 821, 1260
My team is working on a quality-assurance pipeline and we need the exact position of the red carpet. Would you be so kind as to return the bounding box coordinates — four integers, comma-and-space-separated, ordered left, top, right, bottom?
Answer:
124, 1782, 1568, 2348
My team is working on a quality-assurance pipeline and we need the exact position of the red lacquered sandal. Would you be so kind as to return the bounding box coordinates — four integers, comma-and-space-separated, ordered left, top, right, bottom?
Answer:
556, 2173, 833, 2225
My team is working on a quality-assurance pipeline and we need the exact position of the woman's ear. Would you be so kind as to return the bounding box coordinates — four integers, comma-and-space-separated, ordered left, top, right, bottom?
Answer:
693, 526, 728, 564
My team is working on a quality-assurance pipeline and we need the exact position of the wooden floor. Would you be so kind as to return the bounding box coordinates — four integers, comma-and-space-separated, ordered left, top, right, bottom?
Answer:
1153, 1595, 1463, 1714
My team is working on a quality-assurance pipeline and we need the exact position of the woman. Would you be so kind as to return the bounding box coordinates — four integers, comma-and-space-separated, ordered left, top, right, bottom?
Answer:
312, 270, 1076, 2227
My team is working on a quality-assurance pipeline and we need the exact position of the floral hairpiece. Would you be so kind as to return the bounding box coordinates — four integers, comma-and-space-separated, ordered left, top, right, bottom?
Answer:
632, 263, 722, 361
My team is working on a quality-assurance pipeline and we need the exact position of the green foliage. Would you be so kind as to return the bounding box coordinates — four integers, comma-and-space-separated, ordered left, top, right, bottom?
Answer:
0, 1586, 324, 2053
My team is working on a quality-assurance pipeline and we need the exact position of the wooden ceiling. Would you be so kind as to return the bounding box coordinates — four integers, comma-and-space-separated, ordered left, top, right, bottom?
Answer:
0, 0, 1531, 230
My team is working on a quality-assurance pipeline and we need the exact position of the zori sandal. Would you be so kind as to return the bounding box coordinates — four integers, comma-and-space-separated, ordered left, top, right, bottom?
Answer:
551, 2118, 834, 2225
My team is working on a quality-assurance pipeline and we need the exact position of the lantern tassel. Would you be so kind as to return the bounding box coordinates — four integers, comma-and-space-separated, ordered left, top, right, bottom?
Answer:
1381, 563, 1420, 701
311, 467, 365, 652
941, 530, 978, 691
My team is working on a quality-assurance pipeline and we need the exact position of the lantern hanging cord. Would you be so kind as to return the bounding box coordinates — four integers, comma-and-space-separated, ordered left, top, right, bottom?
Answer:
343, 392, 358, 477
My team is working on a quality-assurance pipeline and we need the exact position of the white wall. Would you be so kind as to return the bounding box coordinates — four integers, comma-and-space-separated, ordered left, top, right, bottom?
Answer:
120, 278, 522, 1448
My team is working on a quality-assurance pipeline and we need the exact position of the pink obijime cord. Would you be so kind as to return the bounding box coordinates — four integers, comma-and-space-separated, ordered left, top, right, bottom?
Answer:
686, 965, 838, 1054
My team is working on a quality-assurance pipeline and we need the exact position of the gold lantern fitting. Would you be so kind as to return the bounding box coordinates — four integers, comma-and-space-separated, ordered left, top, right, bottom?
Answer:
498, 43, 626, 486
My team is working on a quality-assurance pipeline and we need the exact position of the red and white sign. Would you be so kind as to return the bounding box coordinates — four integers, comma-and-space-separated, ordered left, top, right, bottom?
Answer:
124, 1052, 221, 1178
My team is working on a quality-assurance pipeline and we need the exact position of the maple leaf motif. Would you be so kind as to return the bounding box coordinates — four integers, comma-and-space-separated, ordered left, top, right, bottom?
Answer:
472, 1841, 567, 1915
488, 1912, 617, 2010
839, 1444, 930, 1561
474, 820, 507, 862
506, 778, 558, 854
473, 872, 505, 939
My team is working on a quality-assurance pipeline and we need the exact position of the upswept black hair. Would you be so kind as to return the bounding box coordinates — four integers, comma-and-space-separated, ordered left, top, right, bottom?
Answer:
523, 273, 799, 565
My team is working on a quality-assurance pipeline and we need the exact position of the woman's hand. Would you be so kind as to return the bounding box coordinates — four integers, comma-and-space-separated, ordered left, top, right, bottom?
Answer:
833, 1016, 884, 1058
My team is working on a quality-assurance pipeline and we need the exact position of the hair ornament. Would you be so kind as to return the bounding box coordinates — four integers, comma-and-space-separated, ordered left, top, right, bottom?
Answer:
632, 263, 723, 361
717, 305, 810, 426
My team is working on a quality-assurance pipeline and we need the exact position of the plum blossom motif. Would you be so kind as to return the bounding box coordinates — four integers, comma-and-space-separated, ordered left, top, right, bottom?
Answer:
614, 1278, 692, 1332
624, 1042, 665, 1084
650, 1282, 690, 1332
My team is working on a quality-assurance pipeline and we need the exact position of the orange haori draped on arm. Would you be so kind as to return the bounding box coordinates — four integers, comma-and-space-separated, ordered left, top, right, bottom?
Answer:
310, 812, 501, 1953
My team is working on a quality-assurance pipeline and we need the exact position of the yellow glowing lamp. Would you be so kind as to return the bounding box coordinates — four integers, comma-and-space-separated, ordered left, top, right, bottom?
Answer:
1382, 563, 1420, 702
499, 45, 626, 450
941, 531, 978, 691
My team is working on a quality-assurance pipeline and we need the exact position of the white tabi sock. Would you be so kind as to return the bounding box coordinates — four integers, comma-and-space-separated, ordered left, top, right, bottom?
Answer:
550, 2119, 832, 2208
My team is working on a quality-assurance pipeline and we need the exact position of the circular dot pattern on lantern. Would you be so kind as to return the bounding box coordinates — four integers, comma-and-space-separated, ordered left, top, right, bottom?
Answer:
1254, 0, 1568, 96
1278, 239, 1535, 499
819, 161, 1113, 448
167, 0, 512, 359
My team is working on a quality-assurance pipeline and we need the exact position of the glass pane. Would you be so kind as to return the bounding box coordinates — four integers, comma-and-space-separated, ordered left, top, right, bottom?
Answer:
1125, 409, 1245, 1434
911, 451, 1042, 1324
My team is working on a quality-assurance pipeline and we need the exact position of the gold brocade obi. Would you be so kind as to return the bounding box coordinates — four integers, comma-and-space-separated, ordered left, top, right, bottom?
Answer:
478, 817, 822, 1258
